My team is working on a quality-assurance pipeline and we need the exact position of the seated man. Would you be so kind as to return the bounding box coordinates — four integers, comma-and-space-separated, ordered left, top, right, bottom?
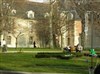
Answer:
78, 45, 83, 52
63, 45, 71, 53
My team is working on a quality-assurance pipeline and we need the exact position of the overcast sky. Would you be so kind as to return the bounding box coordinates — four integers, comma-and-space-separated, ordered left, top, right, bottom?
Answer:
29, 0, 44, 3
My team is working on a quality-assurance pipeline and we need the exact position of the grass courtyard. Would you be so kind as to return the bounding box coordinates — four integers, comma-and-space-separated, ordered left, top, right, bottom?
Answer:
0, 51, 99, 74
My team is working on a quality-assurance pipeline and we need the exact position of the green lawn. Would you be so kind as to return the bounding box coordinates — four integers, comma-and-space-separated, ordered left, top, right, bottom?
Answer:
0, 52, 99, 74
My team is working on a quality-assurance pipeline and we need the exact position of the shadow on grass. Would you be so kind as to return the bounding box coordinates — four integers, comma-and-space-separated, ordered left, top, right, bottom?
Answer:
23, 63, 88, 74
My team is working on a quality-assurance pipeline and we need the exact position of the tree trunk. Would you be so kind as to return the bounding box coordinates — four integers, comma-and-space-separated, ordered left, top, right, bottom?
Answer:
15, 37, 18, 49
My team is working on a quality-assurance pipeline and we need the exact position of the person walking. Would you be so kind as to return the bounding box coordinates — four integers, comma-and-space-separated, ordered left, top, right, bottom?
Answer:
33, 41, 36, 48
2, 39, 7, 52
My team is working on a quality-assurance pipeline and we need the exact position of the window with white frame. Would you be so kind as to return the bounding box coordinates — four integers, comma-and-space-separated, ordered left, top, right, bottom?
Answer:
7, 36, 11, 44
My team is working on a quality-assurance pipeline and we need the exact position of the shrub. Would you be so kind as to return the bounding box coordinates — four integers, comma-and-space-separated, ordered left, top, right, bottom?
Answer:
59, 54, 73, 60
35, 52, 73, 60
84, 53, 100, 58
35, 53, 50, 58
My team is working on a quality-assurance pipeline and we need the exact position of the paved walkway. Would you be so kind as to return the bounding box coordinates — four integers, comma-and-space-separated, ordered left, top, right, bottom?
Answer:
0, 50, 100, 54
0, 51, 62, 53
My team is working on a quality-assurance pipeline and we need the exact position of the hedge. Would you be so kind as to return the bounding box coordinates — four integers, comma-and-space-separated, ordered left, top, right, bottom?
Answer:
35, 52, 73, 60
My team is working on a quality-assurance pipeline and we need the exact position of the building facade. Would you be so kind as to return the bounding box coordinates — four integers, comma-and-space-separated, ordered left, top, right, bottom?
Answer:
0, 18, 40, 48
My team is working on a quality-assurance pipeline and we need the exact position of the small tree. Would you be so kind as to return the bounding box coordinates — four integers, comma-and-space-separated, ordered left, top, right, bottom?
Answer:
0, 0, 27, 39
11, 18, 30, 49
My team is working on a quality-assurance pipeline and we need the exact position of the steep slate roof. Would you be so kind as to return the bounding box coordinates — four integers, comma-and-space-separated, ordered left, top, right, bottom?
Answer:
59, 0, 81, 20
13, 1, 50, 20
26, 2, 50, 19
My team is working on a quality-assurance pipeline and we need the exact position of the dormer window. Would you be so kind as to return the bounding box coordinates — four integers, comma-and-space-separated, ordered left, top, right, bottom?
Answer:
27, 10, 35, 19
11, 9, 16, 15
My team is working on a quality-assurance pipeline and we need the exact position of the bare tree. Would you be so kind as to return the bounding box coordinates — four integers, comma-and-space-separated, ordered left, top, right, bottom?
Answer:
71, 0, 100, 48
56, 0, 100, 48
34, 19, 50, 48
11, 19, 30, 49
0, 0, 27, 38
